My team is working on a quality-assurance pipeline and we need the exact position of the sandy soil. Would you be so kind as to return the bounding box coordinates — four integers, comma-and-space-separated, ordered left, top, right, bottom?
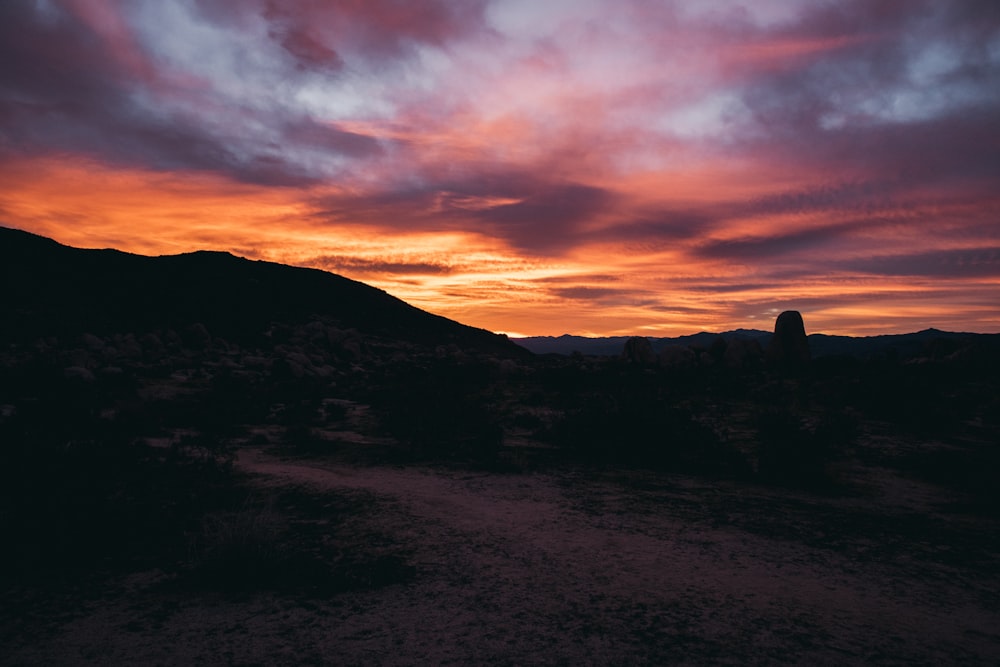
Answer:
5, 448, 1000, 665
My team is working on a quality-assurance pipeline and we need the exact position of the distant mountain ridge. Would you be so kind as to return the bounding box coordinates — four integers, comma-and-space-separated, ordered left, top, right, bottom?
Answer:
0, 226, 525, 357
514, 330, 771, 357
514, 327, 999, 360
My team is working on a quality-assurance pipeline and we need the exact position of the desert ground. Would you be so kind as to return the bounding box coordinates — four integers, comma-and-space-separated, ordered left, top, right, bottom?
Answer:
3, 252, 999, 665
4, 431, 999, 665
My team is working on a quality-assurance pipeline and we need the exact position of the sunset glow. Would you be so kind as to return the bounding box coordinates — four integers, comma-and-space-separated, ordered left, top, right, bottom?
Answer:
2, 1, 998, 336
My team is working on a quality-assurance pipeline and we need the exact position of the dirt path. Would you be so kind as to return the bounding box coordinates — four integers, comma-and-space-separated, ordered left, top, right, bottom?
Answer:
7, 450, 1000, 665
233, 449, 1000, 665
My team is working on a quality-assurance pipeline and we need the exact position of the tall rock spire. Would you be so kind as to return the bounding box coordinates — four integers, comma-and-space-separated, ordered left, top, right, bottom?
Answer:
766, 310, 811, 366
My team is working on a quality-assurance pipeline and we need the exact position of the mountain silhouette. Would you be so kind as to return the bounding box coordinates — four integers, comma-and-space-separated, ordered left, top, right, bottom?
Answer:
515, 330, 771, 357
0, 226, 525, 356
515, 326, 998, 360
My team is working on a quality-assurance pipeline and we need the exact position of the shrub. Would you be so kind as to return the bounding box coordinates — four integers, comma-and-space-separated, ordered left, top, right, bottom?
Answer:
187, 496, 290, 592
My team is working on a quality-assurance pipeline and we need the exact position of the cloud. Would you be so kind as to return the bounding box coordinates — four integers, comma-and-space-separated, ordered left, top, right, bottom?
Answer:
741, 180, 897, 218
592, 209, 719, 246
262, 0, 490, 61
842, 247, 1000, 278
0, 2, 388, 185
276, 27, 345, 71
309, 169, 618, 253
731, 2, 1000, 173
694, 220, 871, 261
309, 255, 453, 276
474, 183, 616, 252
547, 286, 635, 302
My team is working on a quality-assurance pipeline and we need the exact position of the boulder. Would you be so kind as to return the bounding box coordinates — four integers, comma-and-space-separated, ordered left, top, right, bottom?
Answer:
766, 311, 810, 366
621, 336, 656, 364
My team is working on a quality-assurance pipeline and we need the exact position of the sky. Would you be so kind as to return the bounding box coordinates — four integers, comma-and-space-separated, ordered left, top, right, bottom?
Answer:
1, 0, 999, 337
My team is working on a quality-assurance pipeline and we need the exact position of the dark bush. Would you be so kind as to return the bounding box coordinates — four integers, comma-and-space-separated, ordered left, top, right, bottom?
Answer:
374, 363, 503, 461
186, 496, 292, 592
755, 409, 855, 489
551, 393, 747, 475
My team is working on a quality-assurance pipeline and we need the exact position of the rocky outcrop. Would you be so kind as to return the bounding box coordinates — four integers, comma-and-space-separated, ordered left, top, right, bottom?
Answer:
766, 311, 810, 366
622, 336, 656, 364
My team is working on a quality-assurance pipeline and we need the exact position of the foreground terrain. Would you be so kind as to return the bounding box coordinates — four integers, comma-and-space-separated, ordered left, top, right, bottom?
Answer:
3, 228, 999, 663
3, 440, 999, 665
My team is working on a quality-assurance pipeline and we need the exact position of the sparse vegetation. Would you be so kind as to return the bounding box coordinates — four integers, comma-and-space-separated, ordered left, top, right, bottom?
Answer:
186, 496, 289, 591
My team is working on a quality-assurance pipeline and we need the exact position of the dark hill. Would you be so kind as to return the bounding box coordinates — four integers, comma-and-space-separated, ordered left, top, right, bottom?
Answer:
0, 226, 525, 357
